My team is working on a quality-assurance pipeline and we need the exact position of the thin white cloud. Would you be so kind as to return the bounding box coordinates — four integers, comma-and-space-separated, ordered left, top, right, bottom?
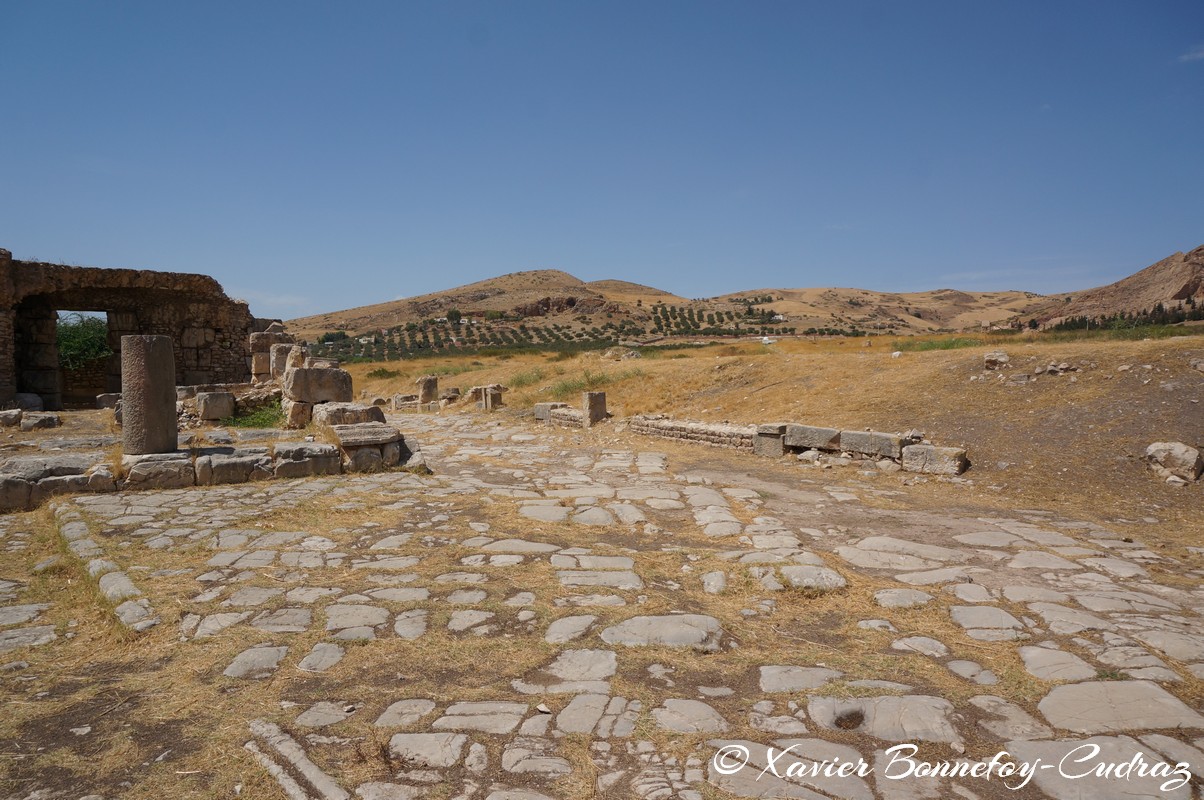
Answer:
1178, 44, 1204, 62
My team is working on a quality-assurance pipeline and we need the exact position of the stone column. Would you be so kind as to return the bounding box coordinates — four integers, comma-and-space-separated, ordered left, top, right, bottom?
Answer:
583, 392, 607, 428
121, 335, 177, 455
416, 375, 438, 405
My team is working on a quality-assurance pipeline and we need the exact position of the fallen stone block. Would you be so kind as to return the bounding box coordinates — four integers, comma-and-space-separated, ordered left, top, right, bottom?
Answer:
330, 422, 401, 448
196, 391, 236, 421
0, 477, 33, 512
122, 453, 195, 490
902, 444, 969, 475
784, 424, 841, 451
392, 394, 418, 411
95, 393, 121, 409
195, 453, 273, 485
249, 331, 294, 353
753, 423, 788, 457
1145, 441, 1202, 482
0, 409, 22, 427
416, 375, 438, 404
984, 351, 1010, 370
534, 402, 569, 421
312, 402, 386, 427
272, 442, 342, 478
839, 429, 903, 459
282, 367, 353, 404
20, 413, 61, 432
281, 398, 312, 429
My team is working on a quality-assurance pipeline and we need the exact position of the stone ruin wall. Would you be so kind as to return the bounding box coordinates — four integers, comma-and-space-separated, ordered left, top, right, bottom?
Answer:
628, 415, 969, 475
1, 248, 259, 409
627, 416, 756, 449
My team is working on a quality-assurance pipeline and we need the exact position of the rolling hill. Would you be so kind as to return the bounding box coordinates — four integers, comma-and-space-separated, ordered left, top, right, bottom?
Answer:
285, 246, 1204, 358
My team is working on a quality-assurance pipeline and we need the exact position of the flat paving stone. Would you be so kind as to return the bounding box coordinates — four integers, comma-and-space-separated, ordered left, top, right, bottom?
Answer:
949, 605, 1023, 630
809, 695, 961, 743
779, 565, 846, 591
947, 660, 997, 685
1019, 646, 1097, 682
374, 699, 436, 727
970, 695, 1053, 740
448, 610, 494, 632
651, 698, 728, 733
223, 645, 288, 679
0, 604, 50, 626
326, 604, 389, 631
520, 506, 571, 523
874, 589, 933, 608
1007, 736, 1193, 799
388, 732, 468, 768
296, 701, 357, 727
557, 570, 643, 590
0, 625, 56, 654
297, 643, 345, 673
544, 615, 596, 644
432, 701, 528, 733
759, 665, 842, 692
251, 607, 312, 633
1038, 681, 1204, 733
600, 614, 724, 652
707, 738, 874, 800
890, 636, 948, 658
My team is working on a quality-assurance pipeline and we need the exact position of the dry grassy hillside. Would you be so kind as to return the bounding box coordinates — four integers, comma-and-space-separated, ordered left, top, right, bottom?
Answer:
287, 269, 599, 338
289, 246, 1204, 351
1032, 244, 1204, 325
351, 335, 1204, 539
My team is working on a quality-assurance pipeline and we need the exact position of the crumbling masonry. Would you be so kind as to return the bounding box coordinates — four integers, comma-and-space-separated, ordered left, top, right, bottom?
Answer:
1, 248, 260, 410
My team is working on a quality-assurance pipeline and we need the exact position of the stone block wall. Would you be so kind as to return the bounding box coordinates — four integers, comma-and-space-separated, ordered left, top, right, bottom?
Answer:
629, 414, 969, 475
1, 248, 257, 409
627, 415, 756, 449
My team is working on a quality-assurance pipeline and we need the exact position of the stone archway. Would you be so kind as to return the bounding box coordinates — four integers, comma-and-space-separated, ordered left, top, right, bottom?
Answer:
1, 248, 258, 410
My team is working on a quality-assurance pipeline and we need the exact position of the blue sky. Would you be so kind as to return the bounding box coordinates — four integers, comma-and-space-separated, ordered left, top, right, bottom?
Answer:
2, 2, 1202, 319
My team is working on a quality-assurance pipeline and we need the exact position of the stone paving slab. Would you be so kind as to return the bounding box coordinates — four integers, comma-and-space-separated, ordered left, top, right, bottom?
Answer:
5, 412, 1204, 799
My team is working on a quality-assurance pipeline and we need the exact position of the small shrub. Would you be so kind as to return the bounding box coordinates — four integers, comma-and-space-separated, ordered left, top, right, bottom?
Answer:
221, 399, 285, 429
366, 367, 401, 379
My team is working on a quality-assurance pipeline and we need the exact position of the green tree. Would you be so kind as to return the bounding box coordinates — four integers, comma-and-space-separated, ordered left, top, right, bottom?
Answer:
57, 312, 112, 369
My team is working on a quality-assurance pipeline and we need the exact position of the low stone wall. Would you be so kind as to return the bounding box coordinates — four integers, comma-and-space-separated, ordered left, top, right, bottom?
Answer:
0, 434, 426, 513
549, 406, 585, 428
629, 415, 968, 475
627, 415, 755, 449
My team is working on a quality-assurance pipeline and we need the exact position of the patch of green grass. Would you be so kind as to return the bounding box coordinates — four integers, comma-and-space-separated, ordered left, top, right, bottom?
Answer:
1039, 324, 1204, 343
890, 337, 986, 351
366, 367, 401, 379
508, 368, 547, 388
547, 368, 645, 400
220, 399, 285, 428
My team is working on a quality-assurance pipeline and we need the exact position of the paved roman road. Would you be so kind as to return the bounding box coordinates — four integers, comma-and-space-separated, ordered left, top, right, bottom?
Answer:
4, 411, 1203, 799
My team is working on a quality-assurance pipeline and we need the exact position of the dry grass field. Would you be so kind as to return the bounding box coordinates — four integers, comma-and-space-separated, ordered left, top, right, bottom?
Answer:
351, 333, 1203, 539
